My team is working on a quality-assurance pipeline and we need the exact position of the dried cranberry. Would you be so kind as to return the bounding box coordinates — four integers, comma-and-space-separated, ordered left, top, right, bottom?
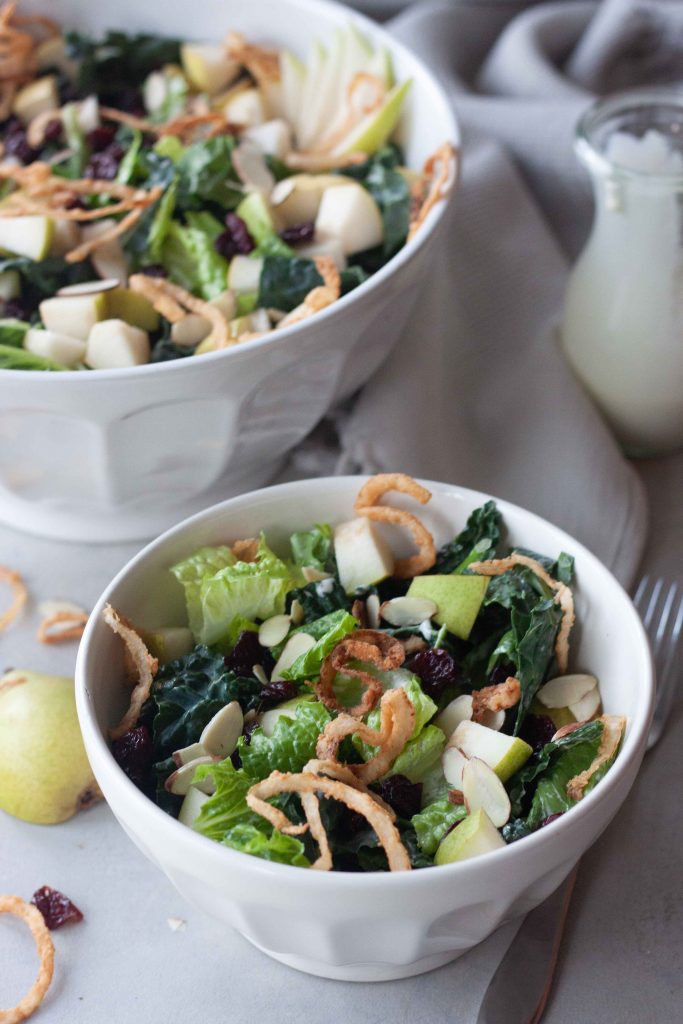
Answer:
111, 725, 153, 790
258, 680, 299, 710
31, 886, 83, 929
407, 648, 460, 701
489, 663, 515, 686
520, 714, 556, 752
4, 130, 36, 164
3, 298, 29, 321
225, 630, 274, 677
64, 196, 89, 210
43, 118, 63, 144
373, 775, 422, 819
541, 812, 564, 828
279, 221, 315, 245
230, 718, 259, 768
3, 115, 23, 135
86, 125, 116, 152
214, 212, 255, 259
139, 264, 167, 278
112, 87, 145, 116
84, 149, 121, 180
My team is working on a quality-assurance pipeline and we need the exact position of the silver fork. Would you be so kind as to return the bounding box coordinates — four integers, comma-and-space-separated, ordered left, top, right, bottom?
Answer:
476, 574, 683, 1024
633, 575, 683, 749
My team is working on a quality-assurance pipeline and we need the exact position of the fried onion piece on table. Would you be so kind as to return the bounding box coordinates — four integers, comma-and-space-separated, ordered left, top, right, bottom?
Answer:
0, 895, 54, 1024
0, 565, 27, 632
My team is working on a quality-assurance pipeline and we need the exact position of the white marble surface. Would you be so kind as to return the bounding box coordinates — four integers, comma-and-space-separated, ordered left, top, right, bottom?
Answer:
1, 455, 681, 1023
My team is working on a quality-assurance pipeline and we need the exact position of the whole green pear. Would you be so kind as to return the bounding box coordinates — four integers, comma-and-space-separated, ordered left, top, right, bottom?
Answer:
0, 669, 100, 824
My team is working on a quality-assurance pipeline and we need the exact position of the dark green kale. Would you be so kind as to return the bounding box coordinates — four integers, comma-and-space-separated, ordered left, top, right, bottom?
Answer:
342, 145, 411, 260
66, 30, 181, 100
258, 255, 324, 311
431, 500, 502, 574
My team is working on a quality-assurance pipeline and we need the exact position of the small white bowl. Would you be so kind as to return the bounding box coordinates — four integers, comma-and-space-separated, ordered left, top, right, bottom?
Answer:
75, 477, 654, 981
0, 0, 458, 543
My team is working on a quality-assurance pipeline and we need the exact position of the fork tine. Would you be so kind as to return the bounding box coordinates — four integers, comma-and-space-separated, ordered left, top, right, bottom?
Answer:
642, 580, 683, 750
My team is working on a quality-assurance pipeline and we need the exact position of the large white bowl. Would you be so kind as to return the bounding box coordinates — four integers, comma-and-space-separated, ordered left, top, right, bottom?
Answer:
0, 0, 458, 543
75, 477, 654, 982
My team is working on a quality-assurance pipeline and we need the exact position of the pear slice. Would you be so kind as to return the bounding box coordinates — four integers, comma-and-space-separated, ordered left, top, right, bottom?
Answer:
280, 50, 306, 128
85, 319, 150, 369
227, 255, 263, 294
12, 75, 58, 122
333, 516, 395, 594
314, 183, 383, 255
270, 173, 356, 228
244, 119, 293, 159
49, 219, 82, 258
222, 86, 267, 128
452, 720, 533, 782
0, 269, 20, 302
81, 220, 129, 284
461, 757, 511, 827
40, 291, 106, 340
178, 786, 210, 828
105, 287, 159, 332
407, 574, 489, 641
0, 216, 53, 260
434, 808, 506, 865
296, 234, 347, 271
24, 328, 85, 369
181, 43, 239, 95
331, 79, 411, 158
144, 626, 193, 664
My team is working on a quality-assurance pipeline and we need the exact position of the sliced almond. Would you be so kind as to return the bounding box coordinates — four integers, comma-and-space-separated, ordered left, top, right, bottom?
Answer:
289, 598, 304, 626
437, 694, 473, 739
232, 140, 275, 192
302, 566, 332, 583
258, 613, 291, 648
481, 708, 506, 731
568, 687, 601, 722
199, 701, 244, 759
270, 631, 316, 681
366, 592, 380, 630
37, 598, 87, 619
172, 741, 207, 767
461, 757, 511, 828
537, 673, 597, 710
252, 664, 269, 685
380, 596, 438, 628
56, 278, 119, 297
442, 745, 468, 788
165, 756, 214, 796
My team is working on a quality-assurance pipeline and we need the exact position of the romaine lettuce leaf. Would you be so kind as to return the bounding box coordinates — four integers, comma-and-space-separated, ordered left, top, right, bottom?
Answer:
390, 725, 446, 783
170, 545, 236, 641
222, 823, 310, 866
290, 523, 332, 571
176, 137, 242, 210
238, 701, 331, 780
353, 674, 437, 752
412, 798, 467, 855
192, 758, 260, 841
161, 219, 229, 300
280, 610, 357, 681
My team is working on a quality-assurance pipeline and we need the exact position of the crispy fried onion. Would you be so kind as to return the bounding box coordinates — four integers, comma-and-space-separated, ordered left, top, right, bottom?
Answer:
303, 758, 397, 818
316, 628, 405, 717
0, 2, 55, 120
231, 537, 260, 562
408, 142, 459, 241
100, 106, 239, 143
566, 715, 625, 802
471, 676, 521, 724
129, 274, 231, 350
354, 472, 437, 578
468, 554, 575, 672
37, 609, 89, 645
316, 687, 415, 785
0, 565, 27, 632
103, 604, 158, 740
246, 768, 411, 871
226, 31, 280, 86
275, 255, 342, 330
0, 894, 55, 1024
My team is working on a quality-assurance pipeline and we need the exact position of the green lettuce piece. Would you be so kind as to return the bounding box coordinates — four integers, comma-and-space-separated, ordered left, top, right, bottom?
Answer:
431, 500, 502, 574
224, 614, 259, 650
353, 674, 437, 753
116, 128, 143, 184
176, 136, 242, 210
222, 823, 310, 866
280, 610, 357, 681
390, 725, 446, 783
161, 220, 229, 300
170, 545, 236, 641
192, 759, 260, 842
527, 726, 607, 828
238, 701, 331, 780
0, 319, 30, 348
0, 344, 66, 371
412, 799, 467, 855
290, 523, 332, 571
60, 102, 87, 178
146, 180, 177, 263
154, 135, 185, 164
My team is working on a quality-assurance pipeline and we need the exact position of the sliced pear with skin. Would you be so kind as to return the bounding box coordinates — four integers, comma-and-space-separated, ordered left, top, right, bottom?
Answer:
568, 686, 601, 722
49, 219, 81, 258
228, 255, 263, 294
280, 50, 306, 128
178, 786, 210, 828
296, 234, 347, 271
452, 720, 533, 782
223, 86, 267, 128
270, 174, 356, 228
12, 75, 58, 123
24, 328, 85, 369
0, 269, 20, 302
85, 319, 150, 369
333, 516, 395, 594
407, 574, 489, 641
537, 674, 598, 709
106, 287, 159, 332
181, 43, 239, 95
0, 216, 54, 260
331, 79, 411, 158
462, 757, 511, 828
296, 39, 328, 149
40, 291, 106, 341
244, 119, 292, 159
144, 626, 193, 664
314, 183, 383, 255
301, 32, 346, 151
81, 220, 129, 284
434, 808, 506, 866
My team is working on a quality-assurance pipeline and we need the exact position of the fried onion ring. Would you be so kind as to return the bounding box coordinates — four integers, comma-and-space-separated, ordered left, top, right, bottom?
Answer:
129, 275, 231, 349
0, 565, 27, 633
471, 676, 521, 723
354, 473, 436, 578
468, 554, 575, 672
0, 895, 54, 1024
315, 629, 405, 716
225, 31, 280, 86
103, 605, 158, 740
37, 610, 88, 645
303, 758, 396, 819
408, 142, 459, 241
316, 687, 415, 785
65, 206, 142, 263
246, 770, 411, 871
231, 537, 260, 562
566, 715, 625, 802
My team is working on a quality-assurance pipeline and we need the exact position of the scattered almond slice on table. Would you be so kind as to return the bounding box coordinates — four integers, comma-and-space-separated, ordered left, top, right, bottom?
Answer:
0, 565, 27, 632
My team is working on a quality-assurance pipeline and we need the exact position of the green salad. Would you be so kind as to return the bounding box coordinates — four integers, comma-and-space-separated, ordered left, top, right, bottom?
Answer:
0, 6, 452, 371
107, 474, 625, 872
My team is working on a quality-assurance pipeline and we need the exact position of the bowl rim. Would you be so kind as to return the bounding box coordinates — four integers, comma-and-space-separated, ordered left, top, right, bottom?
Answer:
76, 476, 654, 888
0, 0, 459, 382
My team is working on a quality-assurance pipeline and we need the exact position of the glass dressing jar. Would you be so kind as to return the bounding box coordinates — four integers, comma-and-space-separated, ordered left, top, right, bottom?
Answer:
561, 89, 683, 456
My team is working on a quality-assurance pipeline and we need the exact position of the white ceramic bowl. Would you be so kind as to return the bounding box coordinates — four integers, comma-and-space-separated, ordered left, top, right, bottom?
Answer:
0, 0, 458, 543
75, 477, 654, 982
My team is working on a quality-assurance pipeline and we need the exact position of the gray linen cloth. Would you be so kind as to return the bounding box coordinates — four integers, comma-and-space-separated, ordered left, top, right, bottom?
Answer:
333, 0, 683, 589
